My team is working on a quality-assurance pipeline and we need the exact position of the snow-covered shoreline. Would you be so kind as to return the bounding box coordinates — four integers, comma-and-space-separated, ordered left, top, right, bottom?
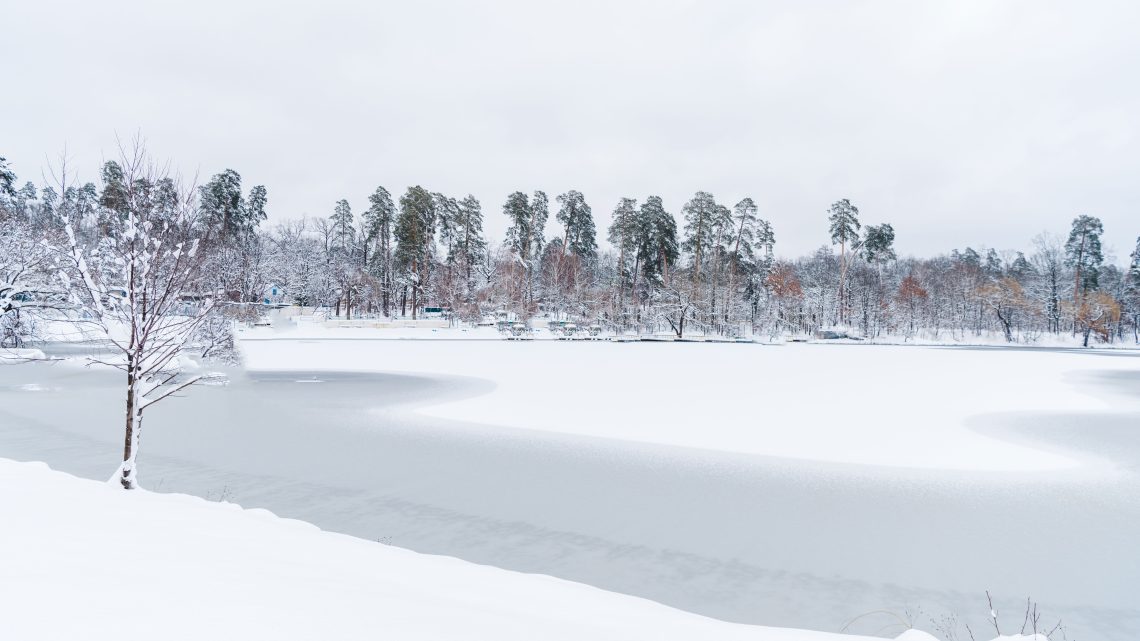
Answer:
1, 456, 908, 641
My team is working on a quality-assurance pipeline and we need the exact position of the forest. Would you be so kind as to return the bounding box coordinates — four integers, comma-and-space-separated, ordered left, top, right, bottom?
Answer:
2, 149, 1138, 348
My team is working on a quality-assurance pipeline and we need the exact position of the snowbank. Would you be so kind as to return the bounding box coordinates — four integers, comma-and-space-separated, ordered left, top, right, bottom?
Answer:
1, 457, 895, 641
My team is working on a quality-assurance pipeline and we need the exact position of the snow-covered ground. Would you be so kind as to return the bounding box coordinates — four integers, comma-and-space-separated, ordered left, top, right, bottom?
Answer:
0, 457, 891, 641
1, 330, 1137, 639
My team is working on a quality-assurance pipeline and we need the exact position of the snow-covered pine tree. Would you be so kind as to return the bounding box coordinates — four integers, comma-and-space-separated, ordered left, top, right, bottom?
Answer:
247, 185, 268, 229
861, 224, 896, 265
0, 156, 16, 199
395, 186, 435, 319
725, 198, 759, 325
638, 195, 678, 286
529, 190, 549, 258
363, 186, 395, 316
607, 197, 638, 321
681, 192, 717, 286
455, 195, 486, 307
198, 169, 246, 242
331, 199, 354, 253
503, 192, 529, 256
1065, 214, 1104, 299
828, 198, 861, 325
555, 190, 597, 262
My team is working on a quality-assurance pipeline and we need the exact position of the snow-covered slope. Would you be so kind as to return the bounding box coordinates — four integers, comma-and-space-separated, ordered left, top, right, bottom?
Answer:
0, 457, 897, 641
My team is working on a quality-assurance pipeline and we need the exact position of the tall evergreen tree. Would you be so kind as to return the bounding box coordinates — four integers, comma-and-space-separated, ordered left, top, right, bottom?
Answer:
98, 161, 128, 214
503, 191, 534, 260
0, 156, 15, 198
530, 190, 549, 256
861, 223, 896, 265
395, 186, 435, 319
1130, 236, 1140, 286
638, 195, 678, 283
828, 198, 861, 323
555, 190, 597, 260
1064, 214, 1104, 298
199, 169, 246, 241
1009, 251, 1034, 279
729, 198, 759, 270
608, 197, 639, 314
432, 193, 460, 264
331, 199, 354, 253
503, 190, 548, 310
828, 198, 861, 256
455, 194, 486, 286
682, 191, 718, 282
247, 185, 268, 228
364, 186, 396, 314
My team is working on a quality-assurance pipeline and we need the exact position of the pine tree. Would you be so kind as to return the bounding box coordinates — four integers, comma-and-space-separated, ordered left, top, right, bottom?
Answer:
861, 223, 896, 265
455, 195, 486, 289
752, 217, 776, 295
363, 186, 395, 314
503, 191, 533, 260
247, 185, 268, 229
1131, 237, 1140, 285
723, 198, 760, 325
828, 198, 861, 324
0, 157, 16, 198
98, 161, 128, 215
729, 198, 758, 265
503, 190, 548, 311
639, 195, 678, 284
607, 197, 639, 317
431, 192, 462, 305
199, 169, 246, 242
331, 199, 354, 253
984, 248, 1003, 278
1065, 214, 1104, 299
707, 203, 734, 324
682, 191, 718, 283
395, 186, 435, 319
1009, 251, 1034, 279
529, 190, 549, 257
555, 190, 597, 261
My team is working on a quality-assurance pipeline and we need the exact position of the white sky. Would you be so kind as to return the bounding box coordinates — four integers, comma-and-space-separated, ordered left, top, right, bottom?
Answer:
3, 0, 1138, 261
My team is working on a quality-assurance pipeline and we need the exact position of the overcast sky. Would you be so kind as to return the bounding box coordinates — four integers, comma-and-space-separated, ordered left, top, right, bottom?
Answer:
4, 0, 1138, 261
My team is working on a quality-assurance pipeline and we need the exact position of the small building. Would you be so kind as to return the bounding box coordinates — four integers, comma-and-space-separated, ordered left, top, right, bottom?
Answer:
263, 284, 287, 306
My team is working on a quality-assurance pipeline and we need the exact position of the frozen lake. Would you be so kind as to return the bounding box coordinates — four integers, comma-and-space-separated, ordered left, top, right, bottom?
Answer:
1, 340, 1138, 639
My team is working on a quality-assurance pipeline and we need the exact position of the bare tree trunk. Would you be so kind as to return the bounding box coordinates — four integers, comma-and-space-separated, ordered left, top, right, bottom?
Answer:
121, 360, 137, 489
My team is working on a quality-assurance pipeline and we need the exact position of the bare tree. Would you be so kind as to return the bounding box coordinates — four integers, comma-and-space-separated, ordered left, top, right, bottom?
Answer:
55, 141, 216, 489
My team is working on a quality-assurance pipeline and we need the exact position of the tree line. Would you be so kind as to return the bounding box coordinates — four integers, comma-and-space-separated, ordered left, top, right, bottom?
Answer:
2, 152, 1138, 347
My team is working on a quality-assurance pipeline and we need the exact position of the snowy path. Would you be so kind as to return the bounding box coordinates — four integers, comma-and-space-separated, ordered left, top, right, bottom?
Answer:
1, 341, 1137, 639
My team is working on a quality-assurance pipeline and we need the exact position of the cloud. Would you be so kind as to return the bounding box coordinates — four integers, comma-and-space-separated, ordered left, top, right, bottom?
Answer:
4, 0, 1138, 260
